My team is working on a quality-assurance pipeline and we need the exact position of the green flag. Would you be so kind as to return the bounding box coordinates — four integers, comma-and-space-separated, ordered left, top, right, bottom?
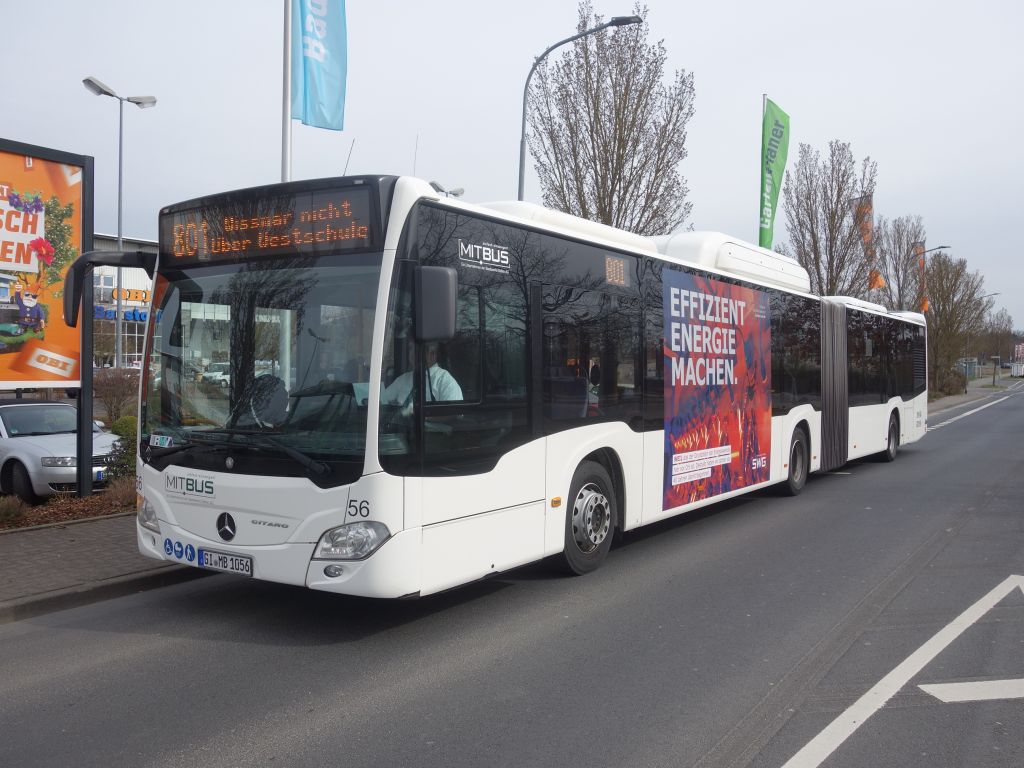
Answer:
759, 98, 790, 249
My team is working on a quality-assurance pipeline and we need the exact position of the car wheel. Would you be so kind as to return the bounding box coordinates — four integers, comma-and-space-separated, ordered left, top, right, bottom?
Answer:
12, 462, 41, 505
559, 460, 617, 575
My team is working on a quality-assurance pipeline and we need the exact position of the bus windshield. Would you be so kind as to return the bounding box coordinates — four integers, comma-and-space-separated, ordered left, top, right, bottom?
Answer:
141, 253, 382, 485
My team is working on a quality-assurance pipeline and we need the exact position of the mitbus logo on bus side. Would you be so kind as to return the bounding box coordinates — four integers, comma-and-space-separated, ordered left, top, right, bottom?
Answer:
457, 239, 510, 273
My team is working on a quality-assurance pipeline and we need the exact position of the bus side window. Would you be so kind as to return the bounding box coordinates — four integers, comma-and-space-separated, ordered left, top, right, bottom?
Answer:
542, 287, 639, 431
421, 282, 529, 474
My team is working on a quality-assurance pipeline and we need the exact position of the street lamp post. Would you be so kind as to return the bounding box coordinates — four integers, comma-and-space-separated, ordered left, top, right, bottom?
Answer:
83, 76, 156, 368
917, 244, 950, 261
517, 15, 642, 201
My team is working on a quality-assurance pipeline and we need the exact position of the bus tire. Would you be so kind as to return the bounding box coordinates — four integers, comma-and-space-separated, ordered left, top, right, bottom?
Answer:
783, 428, 808, 497
559, 460, 617, 575
880, 413, 899, 462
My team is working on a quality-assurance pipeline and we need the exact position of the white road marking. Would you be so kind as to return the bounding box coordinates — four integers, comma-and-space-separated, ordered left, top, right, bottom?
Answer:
781, 574, 1024, 768
928, 396, 1010, 431
920, 678, 1024, 702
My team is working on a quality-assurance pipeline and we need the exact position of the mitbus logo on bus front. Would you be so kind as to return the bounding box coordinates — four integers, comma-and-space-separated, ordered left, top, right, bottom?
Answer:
165, 472, 216, 501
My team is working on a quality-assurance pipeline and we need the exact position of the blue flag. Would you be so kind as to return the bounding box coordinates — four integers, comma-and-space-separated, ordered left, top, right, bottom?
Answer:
291, 0, 347, 131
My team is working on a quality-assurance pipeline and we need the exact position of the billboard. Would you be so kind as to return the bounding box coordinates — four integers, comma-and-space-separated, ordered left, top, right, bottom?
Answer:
0, 139, 92, 388
663, 268, 772, 510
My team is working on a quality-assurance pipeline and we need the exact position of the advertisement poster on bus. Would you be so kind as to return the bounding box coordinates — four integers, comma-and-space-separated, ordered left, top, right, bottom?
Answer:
663, 268, 772, 510
0, 139, 92, 388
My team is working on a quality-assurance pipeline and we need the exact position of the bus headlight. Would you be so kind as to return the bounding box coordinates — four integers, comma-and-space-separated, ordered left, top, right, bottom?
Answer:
314, 521, 390, 560
137, 497, 160, 533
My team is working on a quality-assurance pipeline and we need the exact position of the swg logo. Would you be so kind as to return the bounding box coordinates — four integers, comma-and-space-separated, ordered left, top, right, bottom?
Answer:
751, 455, 768, 471
458, 239, 510, 272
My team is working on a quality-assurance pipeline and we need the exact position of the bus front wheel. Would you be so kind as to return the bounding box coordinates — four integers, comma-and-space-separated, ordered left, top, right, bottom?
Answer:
783, 428, 808, 496
560, 460, 617, 575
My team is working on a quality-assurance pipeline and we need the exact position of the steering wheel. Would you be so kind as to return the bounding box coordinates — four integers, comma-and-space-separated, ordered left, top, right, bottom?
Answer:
249, 374, 288, 428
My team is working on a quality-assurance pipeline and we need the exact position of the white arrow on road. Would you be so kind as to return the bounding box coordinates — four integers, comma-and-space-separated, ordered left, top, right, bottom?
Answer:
782, 574, 1024, 768
920, 678, 1024, 702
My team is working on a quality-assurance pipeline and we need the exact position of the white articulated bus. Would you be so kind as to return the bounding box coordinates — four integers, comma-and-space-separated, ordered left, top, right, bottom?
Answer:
121, 175, 927, 597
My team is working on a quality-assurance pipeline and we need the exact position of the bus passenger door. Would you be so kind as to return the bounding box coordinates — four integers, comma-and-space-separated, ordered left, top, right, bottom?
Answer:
416, 283, 546, 594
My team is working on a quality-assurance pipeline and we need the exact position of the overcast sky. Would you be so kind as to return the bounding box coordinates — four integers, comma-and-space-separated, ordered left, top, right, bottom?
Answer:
5, 0, 1022, 328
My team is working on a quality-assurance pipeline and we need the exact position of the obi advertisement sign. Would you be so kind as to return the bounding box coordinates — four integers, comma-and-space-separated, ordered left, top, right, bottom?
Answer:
663, 268, 772, 510
0, 140, 92, 388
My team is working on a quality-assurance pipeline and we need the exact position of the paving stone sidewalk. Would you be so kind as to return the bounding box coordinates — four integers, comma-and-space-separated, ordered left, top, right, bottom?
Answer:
0, 514, 204, 623
0, 378, 1009, 622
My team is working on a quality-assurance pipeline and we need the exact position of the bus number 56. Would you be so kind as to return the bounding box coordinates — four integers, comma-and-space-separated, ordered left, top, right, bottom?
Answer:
348, 499, 370, 517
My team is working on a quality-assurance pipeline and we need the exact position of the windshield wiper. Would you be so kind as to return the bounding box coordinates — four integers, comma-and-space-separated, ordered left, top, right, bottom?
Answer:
250, 434, 330, 476
191, 428, 330, 476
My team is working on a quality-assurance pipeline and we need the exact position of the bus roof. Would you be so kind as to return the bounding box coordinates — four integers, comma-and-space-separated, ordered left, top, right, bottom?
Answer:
649, 231, 811, 293
477, 200, 658, 256
475, 199, 811, 294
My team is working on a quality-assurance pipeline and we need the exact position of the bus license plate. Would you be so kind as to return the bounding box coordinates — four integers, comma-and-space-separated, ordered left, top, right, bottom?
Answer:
197, 549, 253, 577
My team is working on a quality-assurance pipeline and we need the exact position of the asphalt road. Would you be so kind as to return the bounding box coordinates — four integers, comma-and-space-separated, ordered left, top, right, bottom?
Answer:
2, 388, 1022, 768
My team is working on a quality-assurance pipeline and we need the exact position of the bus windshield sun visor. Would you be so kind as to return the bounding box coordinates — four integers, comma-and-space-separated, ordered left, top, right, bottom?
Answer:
63, 249, 157, 328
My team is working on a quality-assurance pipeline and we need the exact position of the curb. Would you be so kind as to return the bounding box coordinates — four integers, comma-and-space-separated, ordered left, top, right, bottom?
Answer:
0, 510, 135, 536
0, 564, 213, 625
929, 392, 989, 415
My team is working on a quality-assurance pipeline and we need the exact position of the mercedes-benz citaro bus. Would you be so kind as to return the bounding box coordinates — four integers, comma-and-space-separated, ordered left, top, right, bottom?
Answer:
113, 175, 927, 598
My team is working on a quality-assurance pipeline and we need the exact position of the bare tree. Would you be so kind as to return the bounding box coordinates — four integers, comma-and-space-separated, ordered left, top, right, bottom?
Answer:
873, 214, 927, 311
977, 308, 1015, 364
780, 141, 877, 297
93, 368, 140, 423
527, 1, 695, 235
924, 253, 991, 395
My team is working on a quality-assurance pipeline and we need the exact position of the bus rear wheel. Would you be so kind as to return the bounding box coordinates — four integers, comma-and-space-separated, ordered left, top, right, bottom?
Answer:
880, 414, 899, 462
783, 428, 808, 496
560, 461, 617, 575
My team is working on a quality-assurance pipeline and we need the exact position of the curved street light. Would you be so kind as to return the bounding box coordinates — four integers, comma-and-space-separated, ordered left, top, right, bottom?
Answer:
83, 76, 157, 368
517, 15, 642, 201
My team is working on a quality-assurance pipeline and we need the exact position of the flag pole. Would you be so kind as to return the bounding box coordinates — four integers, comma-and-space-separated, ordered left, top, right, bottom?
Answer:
282, 0, 292, 182
761, 93, 767, 244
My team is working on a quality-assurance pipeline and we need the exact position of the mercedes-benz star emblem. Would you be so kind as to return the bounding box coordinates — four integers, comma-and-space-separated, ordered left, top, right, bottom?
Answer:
216, 512, 236, 542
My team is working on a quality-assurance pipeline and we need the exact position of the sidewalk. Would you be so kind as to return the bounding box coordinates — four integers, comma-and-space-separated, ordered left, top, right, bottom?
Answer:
928, 373, 1002, 414
0, 377, 1013, 623
0, 514, 207, 624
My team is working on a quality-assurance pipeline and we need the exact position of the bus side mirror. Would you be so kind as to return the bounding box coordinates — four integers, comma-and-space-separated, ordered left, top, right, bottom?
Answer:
414, 266, 457, 342
63, 250, 157, 327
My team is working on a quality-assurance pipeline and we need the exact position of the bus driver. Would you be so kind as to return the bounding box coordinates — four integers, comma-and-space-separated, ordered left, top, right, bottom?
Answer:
382, 342, 462, 409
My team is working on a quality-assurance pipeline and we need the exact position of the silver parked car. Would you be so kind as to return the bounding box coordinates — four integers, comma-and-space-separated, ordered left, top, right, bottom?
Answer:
0, 401, 119, 503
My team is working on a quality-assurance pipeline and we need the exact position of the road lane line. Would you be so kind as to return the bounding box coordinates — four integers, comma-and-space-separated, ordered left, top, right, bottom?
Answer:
781, 574, 1024, 768
920, 678, 1024, 702
928, 396, 1010, 430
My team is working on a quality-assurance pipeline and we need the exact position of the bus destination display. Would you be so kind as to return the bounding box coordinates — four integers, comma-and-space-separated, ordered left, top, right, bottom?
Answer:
160, 187, 374, 263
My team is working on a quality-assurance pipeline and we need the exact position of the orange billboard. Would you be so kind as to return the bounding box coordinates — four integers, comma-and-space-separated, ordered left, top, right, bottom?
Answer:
0, 139, 92, 388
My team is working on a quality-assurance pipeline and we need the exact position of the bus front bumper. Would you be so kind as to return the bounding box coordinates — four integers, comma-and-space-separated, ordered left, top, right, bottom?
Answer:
137, 521, 422, 599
